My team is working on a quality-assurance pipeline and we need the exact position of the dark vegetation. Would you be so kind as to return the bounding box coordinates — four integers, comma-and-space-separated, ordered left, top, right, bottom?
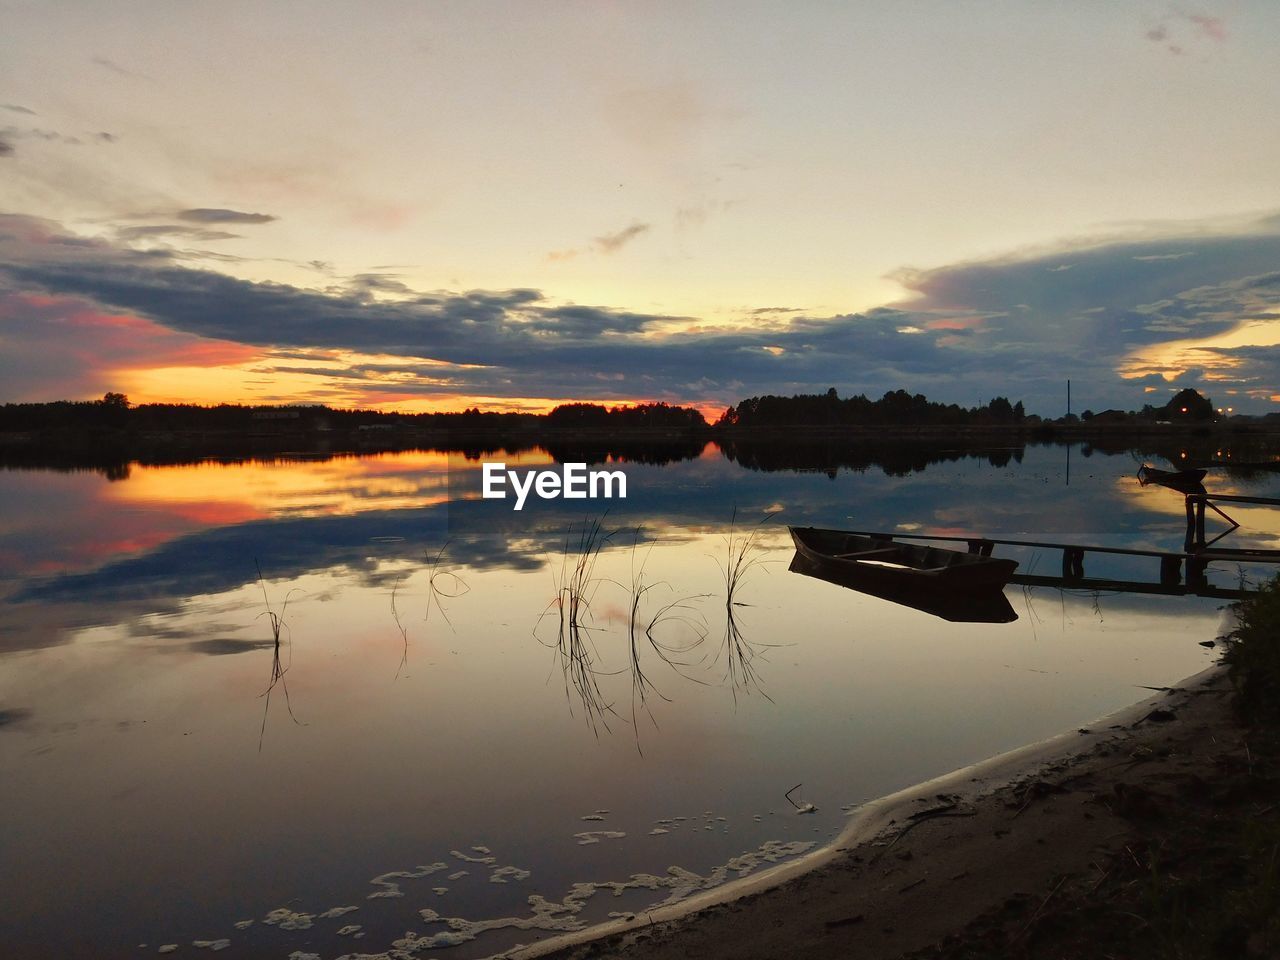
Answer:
3, 388, 1276, 479
717, 388, 1028, 428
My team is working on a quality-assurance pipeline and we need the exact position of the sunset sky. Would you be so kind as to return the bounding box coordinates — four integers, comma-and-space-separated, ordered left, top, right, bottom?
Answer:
2, 1, 1279, 416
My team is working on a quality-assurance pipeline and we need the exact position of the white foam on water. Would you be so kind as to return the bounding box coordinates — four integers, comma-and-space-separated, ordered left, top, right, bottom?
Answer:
319, 906, 360, 919
265, 909, 314, 931
579, 814, 605, 821
337, 925, 362, 936
447, 870, 469, 880
287, 953, 321, 960
489, 866, 532, 883
191, 939, 229, 951
573, 831, 626, 845
367, 863, 449, 899
233, 920, 254, 930
313, 838, 819, 960
451, 849, 497, 864
432, 887, 448, 895
648, 828, 669, 836
471, 845, 491, 855
157, 947, 177, 955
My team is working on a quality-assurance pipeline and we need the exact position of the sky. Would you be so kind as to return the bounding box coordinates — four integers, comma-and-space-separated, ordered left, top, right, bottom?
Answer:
2, 0, 1279, 417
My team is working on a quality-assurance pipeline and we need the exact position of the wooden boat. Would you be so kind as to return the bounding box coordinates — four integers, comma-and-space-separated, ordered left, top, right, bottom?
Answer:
1137, 464, 1207, 492
788, 526, 1018, 589
788, 551, 1018, 623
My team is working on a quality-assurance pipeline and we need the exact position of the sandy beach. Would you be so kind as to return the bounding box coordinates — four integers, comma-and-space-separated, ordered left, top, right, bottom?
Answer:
510, 661, 1261, 960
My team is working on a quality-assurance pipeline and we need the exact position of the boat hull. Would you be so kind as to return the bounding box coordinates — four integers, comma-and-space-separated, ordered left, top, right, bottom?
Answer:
788, 526, 1018, 589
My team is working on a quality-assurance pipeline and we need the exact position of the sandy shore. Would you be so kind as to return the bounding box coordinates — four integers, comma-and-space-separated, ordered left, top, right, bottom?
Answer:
507, 662, 1240, 960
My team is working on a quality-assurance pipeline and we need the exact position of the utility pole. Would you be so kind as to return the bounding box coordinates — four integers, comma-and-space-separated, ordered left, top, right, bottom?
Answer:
1067, 379, 1071, 418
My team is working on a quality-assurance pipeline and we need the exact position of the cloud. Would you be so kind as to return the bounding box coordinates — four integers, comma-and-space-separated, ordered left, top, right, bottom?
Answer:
178, 208, 277, 225
0, 138, 11, 158
548, 221, 651, 262
0, 286, 258, 400
592, 222, 650, 254
2, 104, 36, 115
675, 200, 735, 231
91, 56, 153, 81
116, 225, 242, 242
1144, 10, 1227, 55
4, 211, 1280, 414
1187, 13, 1227, 42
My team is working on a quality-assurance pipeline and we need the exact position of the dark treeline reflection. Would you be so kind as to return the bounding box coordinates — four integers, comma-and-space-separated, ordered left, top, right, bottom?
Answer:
3, 435, 1278, 483
719, 438, 1026, 477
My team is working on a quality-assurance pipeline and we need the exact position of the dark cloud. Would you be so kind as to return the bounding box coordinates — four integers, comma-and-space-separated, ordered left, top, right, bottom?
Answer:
3, 212, 1280, 413
177, 208, 277, 225
0, 139, 12, 158
2, 104, 36, 115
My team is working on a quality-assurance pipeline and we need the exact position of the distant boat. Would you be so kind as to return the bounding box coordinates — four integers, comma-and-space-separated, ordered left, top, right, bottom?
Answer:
788, 551, 1018, 623
788, 527, 1019, 589
1137, 465, 1207, 492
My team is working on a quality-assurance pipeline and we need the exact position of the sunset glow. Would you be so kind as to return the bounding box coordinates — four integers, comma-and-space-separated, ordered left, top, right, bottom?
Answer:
2, 3, 1279, 414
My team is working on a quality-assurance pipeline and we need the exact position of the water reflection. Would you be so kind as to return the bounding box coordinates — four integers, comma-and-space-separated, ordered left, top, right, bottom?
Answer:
2, 440, 1278, 958
788, 551, 1019, 624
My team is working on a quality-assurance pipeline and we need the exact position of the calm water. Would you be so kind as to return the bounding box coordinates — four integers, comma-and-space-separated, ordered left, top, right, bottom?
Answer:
2, 441, 1277, 959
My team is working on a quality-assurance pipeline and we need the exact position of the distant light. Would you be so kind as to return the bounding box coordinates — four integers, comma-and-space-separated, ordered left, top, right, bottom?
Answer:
1181, 407, 1188, 413
1228, 407, 1233, 413
1180, 452, 1186, 458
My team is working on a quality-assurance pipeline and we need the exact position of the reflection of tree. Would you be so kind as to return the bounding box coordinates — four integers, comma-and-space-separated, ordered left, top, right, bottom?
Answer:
719, 438, 1026, 477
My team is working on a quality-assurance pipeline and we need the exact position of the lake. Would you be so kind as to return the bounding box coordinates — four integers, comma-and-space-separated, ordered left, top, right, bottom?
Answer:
2, 439, 1277, 959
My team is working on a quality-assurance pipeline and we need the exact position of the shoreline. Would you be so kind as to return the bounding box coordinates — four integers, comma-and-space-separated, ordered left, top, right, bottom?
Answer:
505, 659, 1236, 960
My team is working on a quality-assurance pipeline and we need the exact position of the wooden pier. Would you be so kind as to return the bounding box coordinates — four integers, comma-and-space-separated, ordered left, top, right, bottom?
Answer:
838, 492, 1280, 599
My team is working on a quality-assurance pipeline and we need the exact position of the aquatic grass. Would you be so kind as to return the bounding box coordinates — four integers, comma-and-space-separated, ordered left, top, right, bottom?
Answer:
255, 560, 303, 751
624, 528, 709, 742
535, 518, 620, 736
391, 575, 411, 679
423, 542, 470, 630
715, 509, 779, 703
393, 544, 470, 679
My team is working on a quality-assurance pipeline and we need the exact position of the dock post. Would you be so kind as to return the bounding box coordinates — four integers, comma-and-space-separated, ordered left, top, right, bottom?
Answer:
1195, 498, 1207, 551
1184, 497, 1196, 552
1187, 556, 1208, 590
1159, 555, 1182, 586
1062, 547, 1085, 581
